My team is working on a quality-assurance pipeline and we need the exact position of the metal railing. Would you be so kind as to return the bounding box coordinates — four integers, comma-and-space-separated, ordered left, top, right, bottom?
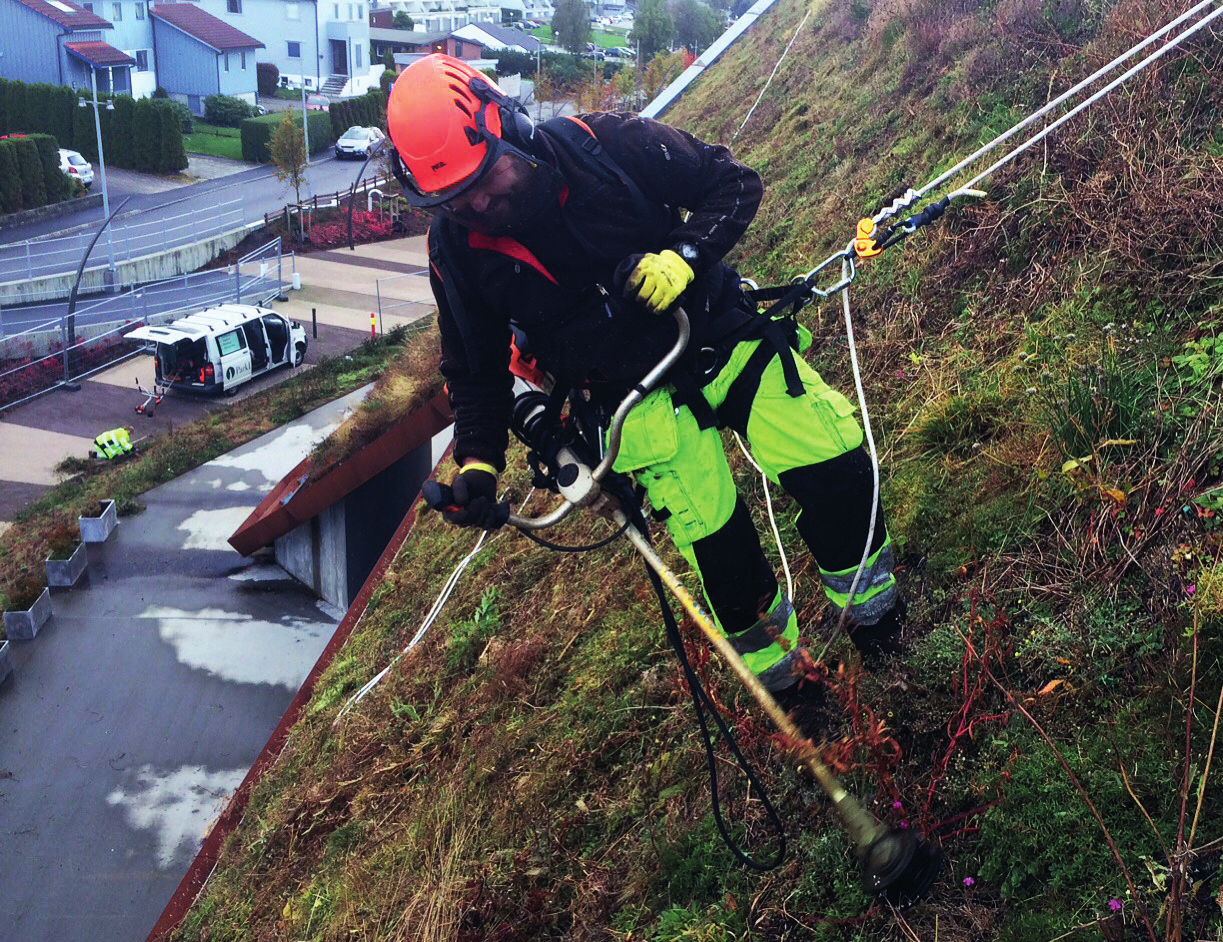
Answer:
374, 269, 433, 326
0, 238, 288, 413
262, 174, 389, 229
0, 199, 251, 285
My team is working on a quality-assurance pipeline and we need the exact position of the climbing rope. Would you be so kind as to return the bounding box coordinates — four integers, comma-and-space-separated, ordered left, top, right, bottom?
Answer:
732, 2, 815, 142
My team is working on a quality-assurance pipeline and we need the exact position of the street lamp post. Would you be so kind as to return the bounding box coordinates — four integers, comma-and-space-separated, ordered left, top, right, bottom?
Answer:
81, 67, 117, 287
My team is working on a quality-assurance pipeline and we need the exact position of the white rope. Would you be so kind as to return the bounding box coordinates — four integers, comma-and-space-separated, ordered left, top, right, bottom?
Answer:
733, 432, 794, 601
732, 3, 814, 142
333, 487, 538, 724
876, 0, 1223, 222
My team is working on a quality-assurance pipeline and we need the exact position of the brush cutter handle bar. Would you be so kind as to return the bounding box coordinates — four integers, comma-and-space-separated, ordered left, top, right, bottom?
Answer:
507, 306, 692, 531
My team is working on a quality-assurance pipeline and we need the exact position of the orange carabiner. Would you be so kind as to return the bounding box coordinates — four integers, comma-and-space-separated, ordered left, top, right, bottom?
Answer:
853, 218, 882, 259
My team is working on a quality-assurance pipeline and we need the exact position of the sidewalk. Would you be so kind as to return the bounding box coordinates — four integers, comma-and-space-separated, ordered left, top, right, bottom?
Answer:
0, 236, 433, 534
0, 386, 366, 942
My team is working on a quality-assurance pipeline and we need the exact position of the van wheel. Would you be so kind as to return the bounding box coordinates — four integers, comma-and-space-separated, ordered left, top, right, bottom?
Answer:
294, 343, 306, 366
223, 385, 238, 398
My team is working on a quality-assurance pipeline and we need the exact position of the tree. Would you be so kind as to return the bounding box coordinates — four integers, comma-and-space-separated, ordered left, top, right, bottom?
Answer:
641, 49, 686, 100
269, 110, 308, 212
631, 0, 675, 62
392, 10, 413, 29
671, 0, 720, 54
381, 48, 396, 70
550, 0, 591, 54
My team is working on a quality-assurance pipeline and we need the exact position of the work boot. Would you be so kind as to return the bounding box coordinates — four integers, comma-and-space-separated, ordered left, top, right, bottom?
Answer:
773, 677, 826, 740
849, 599, 908, 666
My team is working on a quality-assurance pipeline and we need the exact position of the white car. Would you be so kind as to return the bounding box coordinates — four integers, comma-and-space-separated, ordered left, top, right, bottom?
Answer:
334, 125, 385, 160
59, 148, 94, 188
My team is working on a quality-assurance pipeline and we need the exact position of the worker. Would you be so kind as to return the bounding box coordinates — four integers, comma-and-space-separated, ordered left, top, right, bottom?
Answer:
387, 55, 905, 705
95, 426, 133, 460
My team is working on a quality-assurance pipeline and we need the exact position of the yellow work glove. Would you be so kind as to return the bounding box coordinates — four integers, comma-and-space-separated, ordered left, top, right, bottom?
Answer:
623, 249, 694, 314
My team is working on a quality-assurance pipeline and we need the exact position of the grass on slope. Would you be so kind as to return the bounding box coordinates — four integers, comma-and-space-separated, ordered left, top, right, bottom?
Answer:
167, 1, 1223, 940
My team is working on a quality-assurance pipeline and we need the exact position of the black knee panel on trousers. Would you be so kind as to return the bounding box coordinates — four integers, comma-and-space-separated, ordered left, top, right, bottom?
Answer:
690, 496, 778, 635
778, 446, 888, 574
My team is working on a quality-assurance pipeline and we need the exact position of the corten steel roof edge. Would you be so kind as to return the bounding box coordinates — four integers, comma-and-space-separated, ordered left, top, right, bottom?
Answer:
228, 390, 453, 556
147, 437, 459, 942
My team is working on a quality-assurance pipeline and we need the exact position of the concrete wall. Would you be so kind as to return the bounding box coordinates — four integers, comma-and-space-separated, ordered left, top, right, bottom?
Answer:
0, 222, 262, 306
273, 428, 446, 609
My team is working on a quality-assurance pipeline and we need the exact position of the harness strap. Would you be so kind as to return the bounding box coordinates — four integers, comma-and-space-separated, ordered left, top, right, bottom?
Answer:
716, 319, 803, 435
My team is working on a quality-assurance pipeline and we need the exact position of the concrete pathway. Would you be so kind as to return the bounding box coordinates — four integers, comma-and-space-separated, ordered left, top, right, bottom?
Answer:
0, 386, 369, 942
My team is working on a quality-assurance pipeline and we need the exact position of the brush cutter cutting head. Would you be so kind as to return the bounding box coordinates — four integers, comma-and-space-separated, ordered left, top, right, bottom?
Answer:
861, 828, 942, 906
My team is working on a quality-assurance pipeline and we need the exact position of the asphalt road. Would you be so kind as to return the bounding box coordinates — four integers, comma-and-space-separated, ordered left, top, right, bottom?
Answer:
0, 153, 384, 285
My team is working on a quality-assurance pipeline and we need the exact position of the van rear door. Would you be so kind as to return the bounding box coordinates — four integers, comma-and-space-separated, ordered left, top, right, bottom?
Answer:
215, 327, 252, 392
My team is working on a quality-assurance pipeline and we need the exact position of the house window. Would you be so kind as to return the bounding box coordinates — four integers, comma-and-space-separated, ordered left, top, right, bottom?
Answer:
224, 52, 230, 71
347, 3, 354, 19
354, 43, 362, 69
134, 1, 144, 17
286, 1, 299, 18
240, 50, 247, 69
287, 40, 301, 57
357, 4, 363, 18
334, 3, 340, 19
227, 0, 242, 11
111, 2, 122, 20
135, 49, 149, 71
81, 2, 92, 9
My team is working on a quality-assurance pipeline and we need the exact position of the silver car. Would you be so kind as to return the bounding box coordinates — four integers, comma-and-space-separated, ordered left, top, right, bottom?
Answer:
334, 125, 385, 160
59, 148, 94, 187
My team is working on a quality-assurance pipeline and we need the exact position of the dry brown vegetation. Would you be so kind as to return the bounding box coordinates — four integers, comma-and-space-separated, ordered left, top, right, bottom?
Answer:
166, 1, 1223, 940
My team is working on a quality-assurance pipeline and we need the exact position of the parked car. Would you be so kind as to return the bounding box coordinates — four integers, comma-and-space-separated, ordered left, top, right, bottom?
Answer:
334, 125, 385, 159
58, 148, 94, 188
124, 304, 308, 398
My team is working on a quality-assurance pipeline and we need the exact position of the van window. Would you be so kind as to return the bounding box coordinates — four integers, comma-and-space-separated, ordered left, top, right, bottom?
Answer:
217, 329, 245, 356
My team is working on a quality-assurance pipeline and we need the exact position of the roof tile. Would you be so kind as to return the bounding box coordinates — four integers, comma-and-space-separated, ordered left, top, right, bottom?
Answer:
150, 2, 265, 51
10, 0, 112, 31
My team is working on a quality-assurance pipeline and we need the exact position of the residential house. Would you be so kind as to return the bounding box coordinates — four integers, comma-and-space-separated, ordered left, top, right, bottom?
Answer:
368, 27, 482, 67
184, 0, 379, 98
0, 0, 133, 95
373, 0, 501, 36
451, 21, 541, 55
102, 0, 156, 97
150, 3, 263, 114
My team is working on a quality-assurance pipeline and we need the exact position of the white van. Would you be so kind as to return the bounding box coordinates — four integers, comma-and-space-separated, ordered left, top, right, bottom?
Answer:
125, 304, 308, 397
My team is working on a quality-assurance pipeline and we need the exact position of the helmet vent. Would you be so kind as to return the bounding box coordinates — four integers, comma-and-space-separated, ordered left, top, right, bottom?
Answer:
464, 126, 481, 146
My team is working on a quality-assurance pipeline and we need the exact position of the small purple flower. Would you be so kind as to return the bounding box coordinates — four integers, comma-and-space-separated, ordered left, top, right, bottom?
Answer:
892, 801, 903, 810
963, 877, 975, 887
1186, 585, 1196, 596
895, 370, 907, 379
1108, 899, 1122, 912
899, 821, 909, 828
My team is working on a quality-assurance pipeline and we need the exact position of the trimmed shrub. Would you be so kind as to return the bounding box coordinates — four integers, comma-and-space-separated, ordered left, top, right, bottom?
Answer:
155, 99, 188, 172
380, 68, 397, 97
25, 83, 53, 135
132, 98, 160, 172
108, 95, 135, 168
28, 132, 71, 203
257, 61, 280, 97
48, 85, 77, 151
5, 82, 28, 137
204, 93, 257, 127
13, 136, 46, 209
0, 141, 22, 213
241, 109, 331, 162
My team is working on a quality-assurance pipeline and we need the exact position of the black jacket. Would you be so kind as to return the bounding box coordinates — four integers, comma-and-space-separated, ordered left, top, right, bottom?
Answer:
429, 112, 764, 471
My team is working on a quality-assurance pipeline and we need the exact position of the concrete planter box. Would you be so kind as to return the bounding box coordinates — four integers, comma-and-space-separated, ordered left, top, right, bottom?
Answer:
0, 639, 12, 685
46, 541, 87, 588
79, 499, 118, 543
4, 587, 52, 640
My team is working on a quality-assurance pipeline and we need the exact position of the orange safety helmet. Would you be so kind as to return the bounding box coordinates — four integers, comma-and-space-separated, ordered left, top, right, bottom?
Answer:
386, 54, 535, 206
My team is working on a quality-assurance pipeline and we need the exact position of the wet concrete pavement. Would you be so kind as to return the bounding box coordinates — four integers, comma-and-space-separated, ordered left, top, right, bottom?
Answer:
0, 386, 370, 942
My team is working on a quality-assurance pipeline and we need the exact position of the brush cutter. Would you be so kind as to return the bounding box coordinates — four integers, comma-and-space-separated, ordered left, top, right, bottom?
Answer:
423, 306, 940, 902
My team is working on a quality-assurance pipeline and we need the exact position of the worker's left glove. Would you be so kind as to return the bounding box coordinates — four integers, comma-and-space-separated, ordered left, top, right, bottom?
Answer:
421, 466, 509, 531
617, 250, 694, 314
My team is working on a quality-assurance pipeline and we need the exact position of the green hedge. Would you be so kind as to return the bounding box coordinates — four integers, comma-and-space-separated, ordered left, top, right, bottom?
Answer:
240, 109, 332, 163
0, 77, 187, 174
327, 88, 387, 141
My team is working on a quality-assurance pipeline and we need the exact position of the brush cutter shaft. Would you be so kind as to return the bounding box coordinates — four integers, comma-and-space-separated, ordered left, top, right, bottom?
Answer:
617, 509, 884, 851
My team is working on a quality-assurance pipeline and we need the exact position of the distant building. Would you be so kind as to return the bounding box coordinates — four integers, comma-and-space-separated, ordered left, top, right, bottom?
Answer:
0, 0, 133, 94
369, 27, 482, 66
150, 3, 263, 114
184, 0, 379, 98
372, 0, 500, 35
452, 21, 541, 55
